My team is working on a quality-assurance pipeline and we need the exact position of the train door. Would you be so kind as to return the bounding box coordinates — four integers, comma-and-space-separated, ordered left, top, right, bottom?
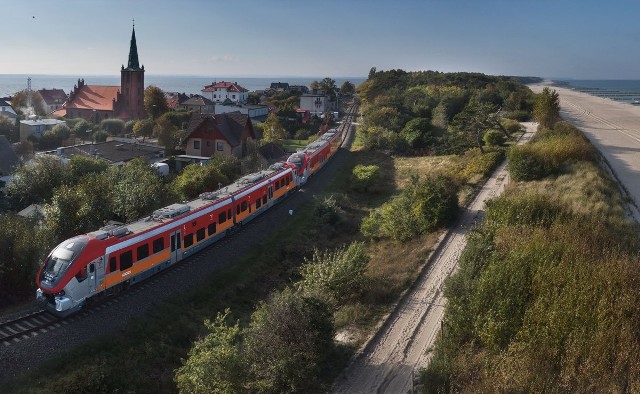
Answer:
268, 185, 274, 200
88, 257, 103, 294
170, 231, 183, 263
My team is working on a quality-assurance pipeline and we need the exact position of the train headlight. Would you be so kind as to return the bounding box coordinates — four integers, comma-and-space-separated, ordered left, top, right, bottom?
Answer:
36, 288, 44, 301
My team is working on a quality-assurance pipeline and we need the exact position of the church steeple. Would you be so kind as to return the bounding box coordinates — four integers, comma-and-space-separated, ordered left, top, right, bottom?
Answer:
126, 22, 141, 71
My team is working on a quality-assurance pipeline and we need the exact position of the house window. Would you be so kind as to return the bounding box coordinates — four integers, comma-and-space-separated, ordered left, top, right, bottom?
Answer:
232, 95, 236, 99
194, 140, 201, 149
216, 142, 224, 151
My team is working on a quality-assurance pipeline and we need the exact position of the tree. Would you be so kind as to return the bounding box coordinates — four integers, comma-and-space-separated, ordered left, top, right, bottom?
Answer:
340, 80, 355, 96
310, 80, 319, 91
124, 119, 137, 135
11, 89, 46, 116
93, 129, 108, 142
7, 155, 68, 208
533, 87, 560, 129
400, 117, 435, 149
351, 164, 380, 193
68, 156, 109, 181
0, 115, 17, 142
133, 118, 154, 141
108, 158, 164, 222
154, 116, 181, 155
172, 163, 228, 200
319, 77, 337, 95
244, 288, 334, 393
100, 119, 125, 135
262, 112, 287, 143
144, 85, 169, 120
296, 242, 369, 307
51, 123, 71, 141
73, 119, 93, 141
452, 101, 505, 153
175, 310, 245, 394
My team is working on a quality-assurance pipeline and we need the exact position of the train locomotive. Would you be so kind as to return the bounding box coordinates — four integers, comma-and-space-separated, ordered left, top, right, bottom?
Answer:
36, 127, 344, 316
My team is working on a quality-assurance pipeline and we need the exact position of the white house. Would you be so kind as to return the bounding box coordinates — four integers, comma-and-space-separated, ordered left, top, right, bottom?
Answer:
299, 93, 335, 116
201, 81, 249, 104
20, 118, 66, 141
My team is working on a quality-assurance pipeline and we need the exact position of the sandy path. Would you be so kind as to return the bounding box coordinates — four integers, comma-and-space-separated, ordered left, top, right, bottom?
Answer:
333, 123, 537, 393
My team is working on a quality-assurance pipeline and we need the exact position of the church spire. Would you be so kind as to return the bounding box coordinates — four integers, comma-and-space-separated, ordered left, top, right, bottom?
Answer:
126, 22, 141, 71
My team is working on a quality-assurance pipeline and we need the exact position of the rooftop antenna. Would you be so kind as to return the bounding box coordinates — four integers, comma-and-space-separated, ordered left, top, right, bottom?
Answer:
27, 77, 32, 109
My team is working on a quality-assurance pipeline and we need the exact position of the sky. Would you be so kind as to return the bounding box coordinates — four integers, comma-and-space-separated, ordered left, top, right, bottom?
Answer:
2, 0, 640, 79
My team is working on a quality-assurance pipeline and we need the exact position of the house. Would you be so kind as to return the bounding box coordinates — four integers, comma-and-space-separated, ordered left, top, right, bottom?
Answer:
63, 25, 146, 122
179, 95, 215, 114
0, 98, 18, 121
165, 92, 189, 110
214, 102, 269, 121
42, 139, 165, 165
183, 112, 256, 159
0, 135, 19, 175
270, 82, 289, 91
38, 89, 68, 114
201, 81, 249, 104
20, 118, 66, 141
299, 92, 335, 116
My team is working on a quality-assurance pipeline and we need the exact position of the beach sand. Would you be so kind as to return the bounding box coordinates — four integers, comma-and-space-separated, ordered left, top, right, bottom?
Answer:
529, 83, 640, 220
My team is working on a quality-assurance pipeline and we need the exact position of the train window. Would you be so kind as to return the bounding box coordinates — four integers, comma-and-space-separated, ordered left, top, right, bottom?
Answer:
109, 257, 117, 273
208, 223, 216, 236
256, 198, 261, 209
120, 250, 133, 271
218, 211, 226, 224
137, 244, 149, 261
263, 195, 268, 204
196, 228, 205, 242
286, 176, 290, 186
89, 264, 94, 273
241, 201, 247, 212
228, 209, 231, 218
275, 180, 280, 190
152, 238, 164, 254
184, 234, 194, 248
236, 204, 240, 215
75, 266, 88, 282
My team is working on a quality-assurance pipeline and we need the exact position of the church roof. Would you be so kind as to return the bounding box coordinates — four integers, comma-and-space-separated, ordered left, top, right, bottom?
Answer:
65, 85, 120, 111
123, 25, 143, 71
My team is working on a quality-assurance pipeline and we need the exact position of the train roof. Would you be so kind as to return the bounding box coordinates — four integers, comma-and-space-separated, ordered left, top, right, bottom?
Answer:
88, 163, 292, 241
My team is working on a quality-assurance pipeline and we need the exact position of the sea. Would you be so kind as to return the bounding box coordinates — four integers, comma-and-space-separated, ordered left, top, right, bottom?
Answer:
0, 74, 366, 97
552, 79, 640, 105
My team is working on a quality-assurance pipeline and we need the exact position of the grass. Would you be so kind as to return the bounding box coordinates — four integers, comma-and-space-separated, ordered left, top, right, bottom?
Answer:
2, 136, 504, 393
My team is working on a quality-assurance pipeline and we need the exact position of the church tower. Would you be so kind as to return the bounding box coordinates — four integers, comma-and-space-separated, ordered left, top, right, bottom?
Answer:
120, 23, 146, 120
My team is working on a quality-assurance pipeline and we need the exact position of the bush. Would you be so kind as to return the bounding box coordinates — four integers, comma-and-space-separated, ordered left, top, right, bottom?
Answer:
100, 119, 125, 135
460, 149, 505, 180
313, 195, 342, 225
361, 175, 459, 242
351, 164, 379, 193
93, 129, 108, 142
294, 129, 310, 140
296, 242, 369, 307
482, 130, 505, 147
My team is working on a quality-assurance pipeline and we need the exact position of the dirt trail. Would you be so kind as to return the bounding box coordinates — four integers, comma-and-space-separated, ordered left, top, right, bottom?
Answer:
332, 123, 537, 393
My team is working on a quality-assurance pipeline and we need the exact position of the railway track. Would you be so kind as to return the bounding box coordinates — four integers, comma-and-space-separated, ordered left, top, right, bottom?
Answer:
0, 310, 60, 346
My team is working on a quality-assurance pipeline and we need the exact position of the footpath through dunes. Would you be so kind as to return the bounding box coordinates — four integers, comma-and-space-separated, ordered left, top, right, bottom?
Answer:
529, 83, 640, 221
332, 123, 537, 394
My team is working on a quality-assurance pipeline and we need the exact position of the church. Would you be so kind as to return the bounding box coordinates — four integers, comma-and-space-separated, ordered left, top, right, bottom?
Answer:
61, 25, 146, 122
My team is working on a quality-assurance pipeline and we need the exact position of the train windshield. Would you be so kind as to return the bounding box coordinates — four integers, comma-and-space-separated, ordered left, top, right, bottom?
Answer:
287, 153, 304, 170
40, 236, 89, 286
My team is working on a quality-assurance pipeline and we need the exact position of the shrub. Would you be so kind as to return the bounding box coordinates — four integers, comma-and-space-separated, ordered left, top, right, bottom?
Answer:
314, 195, 342, 225
460, 149, 505, 180
294, 129, 310, 140
351, 164, 380, 193
485, 191, 566, 228
100, 119, 125, 135
482, 130, 506, 147
93, 129, 109, 142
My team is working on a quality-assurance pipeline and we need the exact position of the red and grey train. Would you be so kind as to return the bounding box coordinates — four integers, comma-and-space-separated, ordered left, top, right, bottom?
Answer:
36, 127, 344, 316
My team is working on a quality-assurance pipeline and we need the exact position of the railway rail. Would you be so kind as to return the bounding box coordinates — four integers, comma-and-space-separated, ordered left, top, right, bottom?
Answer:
0, 310, 59, 346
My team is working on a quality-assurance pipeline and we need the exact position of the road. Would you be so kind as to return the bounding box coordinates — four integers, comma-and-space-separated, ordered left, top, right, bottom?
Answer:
529, 83, 640, 221
333, 123, 537, 393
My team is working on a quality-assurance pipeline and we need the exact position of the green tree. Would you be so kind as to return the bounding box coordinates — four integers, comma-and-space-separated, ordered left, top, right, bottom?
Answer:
172, 163, 228, 200
533, 87, 560, 129
109, 158, 164, 222
93, 129, 108, 142
296, 242, 369, 307
68, 156, 109, 181
339, 80, 355, 96
124, 119, 137, 135
51, 123, 71, 141
144, 85, 169, 120
174, 309, 245, 394
208, 154, 240, 181
244, 288, 334, 393
100, 119, 125, 135
262, 112, 287, 143
310, 80, 319, 91
133, 118, 154, 142
11, 89, 46, 116
73, 119, 93, 142
154, 116, 182, 155
319, 77, 337, 98
452, 101, 505, 153
400, 117, 435, 149
351, 164, 379, 192
0, 115, 17, 142
7, 155, 68, 208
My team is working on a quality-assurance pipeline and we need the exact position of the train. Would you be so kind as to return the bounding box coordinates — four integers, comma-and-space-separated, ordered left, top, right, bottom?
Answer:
36, 126, 345, 316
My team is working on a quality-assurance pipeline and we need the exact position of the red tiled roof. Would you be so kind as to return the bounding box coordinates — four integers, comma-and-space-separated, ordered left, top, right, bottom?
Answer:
202, 81, 248, 93
66, 85, 119, 111
51, 108, 67, 117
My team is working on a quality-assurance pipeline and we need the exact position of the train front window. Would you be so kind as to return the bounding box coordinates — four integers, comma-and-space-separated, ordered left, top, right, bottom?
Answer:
287, 153, 304, 170
41, 236, 89, 285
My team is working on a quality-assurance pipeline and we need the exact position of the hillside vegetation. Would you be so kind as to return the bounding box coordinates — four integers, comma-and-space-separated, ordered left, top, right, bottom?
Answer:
422, 117, 640, 391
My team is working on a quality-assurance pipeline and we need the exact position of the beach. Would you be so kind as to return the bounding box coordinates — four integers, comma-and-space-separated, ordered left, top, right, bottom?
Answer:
530, 83, 640, 220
